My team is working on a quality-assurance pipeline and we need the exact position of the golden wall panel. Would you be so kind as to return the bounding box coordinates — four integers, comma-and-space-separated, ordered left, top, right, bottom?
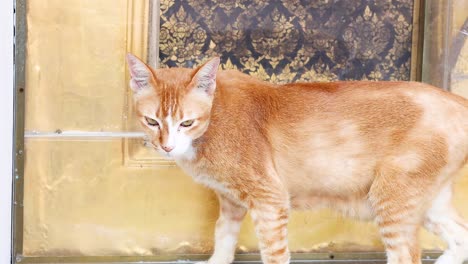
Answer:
24, 138, 468, 256
25, 0, 128, 132
22, 0, 468, 259
23, 139, 217, 256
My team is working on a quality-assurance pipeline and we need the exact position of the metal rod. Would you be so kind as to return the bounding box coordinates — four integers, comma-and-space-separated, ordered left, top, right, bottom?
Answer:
15, 251, 443, 264
24, 131, 146, 139
13, 0, 27, 260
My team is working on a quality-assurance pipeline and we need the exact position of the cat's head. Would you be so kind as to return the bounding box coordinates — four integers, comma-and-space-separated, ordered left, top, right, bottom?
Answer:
126, 53, 220, 159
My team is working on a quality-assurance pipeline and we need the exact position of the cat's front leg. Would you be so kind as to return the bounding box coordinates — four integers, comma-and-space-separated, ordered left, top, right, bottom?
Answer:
196, 192, 247, 264
250, 200, 290, 264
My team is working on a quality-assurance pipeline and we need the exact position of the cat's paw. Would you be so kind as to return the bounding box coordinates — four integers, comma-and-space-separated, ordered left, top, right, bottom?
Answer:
434, 253, 456, 264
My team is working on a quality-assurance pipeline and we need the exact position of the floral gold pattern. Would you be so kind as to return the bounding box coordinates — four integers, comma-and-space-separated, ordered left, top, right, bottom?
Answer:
159, 0, 415, 83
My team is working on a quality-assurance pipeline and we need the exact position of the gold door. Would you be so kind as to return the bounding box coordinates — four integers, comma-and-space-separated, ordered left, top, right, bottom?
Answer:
16, 0, 468, 263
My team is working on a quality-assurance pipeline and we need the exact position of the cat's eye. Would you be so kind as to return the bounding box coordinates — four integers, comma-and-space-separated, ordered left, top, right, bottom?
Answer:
180, 120, 194, 127
145, 117, 159, 127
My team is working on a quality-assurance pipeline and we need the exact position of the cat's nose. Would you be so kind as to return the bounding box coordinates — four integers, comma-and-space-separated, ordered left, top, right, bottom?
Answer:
161, 145, 174, 153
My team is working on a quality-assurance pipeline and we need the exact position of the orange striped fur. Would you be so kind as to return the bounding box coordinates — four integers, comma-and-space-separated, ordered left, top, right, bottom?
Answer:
127, 54, 468, 264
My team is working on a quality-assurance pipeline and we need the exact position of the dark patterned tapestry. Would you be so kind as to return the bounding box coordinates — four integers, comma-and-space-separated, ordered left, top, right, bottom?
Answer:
159, 0, 415, 83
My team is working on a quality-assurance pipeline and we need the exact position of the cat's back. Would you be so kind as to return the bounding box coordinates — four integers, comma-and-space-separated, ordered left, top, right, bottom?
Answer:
273, 80, 468, 153
276, 80, 468, 123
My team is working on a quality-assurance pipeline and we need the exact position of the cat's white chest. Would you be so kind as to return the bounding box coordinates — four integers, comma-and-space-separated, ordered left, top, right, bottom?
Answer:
174, 159, 230, 195
192, 174, 230, 194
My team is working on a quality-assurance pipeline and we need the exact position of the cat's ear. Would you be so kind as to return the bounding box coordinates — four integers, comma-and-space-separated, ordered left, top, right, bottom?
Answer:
126, 53, 152, 93
191, 57, 220, 96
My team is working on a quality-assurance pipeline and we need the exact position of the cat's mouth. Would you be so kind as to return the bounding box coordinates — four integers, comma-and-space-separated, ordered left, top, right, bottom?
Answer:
153, 147, 174, 160
143, 138, 167, 156
142, 137, 179, 160
154, 147, 173, 159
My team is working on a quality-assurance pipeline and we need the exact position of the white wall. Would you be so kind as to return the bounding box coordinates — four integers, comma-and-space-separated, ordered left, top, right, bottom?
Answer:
0, 0, 14, 263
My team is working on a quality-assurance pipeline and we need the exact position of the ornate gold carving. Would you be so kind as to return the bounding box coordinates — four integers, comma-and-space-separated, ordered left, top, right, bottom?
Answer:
159, 0, 418, 83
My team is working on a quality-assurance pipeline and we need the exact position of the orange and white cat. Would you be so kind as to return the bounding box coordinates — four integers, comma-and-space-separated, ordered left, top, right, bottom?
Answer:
126, 53, 468, 264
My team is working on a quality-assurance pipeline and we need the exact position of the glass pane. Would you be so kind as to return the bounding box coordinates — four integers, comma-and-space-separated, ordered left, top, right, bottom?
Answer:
422, 0, 468, 92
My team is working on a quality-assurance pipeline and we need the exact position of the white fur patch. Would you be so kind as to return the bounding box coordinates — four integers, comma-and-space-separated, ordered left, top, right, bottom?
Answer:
391, 151, 421, 171
192, 174, 230, 195
425, 185, 468, 264
410, 91, 467, 175
163, 115, 196, 160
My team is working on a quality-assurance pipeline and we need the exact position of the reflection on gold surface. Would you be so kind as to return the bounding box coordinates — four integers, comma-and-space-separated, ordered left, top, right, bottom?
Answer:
23, 139, 217, 256
25, 0, 130, 132
23, 138, 468, 256
22, 0, 468, 259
